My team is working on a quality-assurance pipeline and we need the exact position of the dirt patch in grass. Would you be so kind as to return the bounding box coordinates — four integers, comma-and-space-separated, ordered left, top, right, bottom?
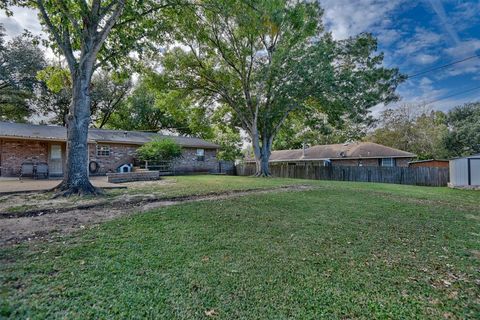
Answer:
465, 214, 480, 221
0, 179, 176, 215
0, 185, 312, 246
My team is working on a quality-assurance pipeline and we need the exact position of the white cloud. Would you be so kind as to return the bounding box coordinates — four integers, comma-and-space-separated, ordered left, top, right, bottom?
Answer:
412, 53, 439, 65
389, 75, 480, 113
376, 28, 403, 46
450, 1, 480, 31
438, 40, 480, 77
420, 0, 480, 78
426, 0, 461, 45
0, 6, 43, 40
416, 76, 446, 101
1, 7, 58, 59
370, 76, 447, 115
320, 0, 406, 40
444, 39, 480, 58
395, 27, 443, 56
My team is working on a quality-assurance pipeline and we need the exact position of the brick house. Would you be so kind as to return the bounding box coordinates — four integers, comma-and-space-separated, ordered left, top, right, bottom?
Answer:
246, 142, 416, 167
0, 121, 221, 177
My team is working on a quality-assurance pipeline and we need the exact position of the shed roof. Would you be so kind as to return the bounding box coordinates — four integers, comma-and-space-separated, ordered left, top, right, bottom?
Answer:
450, 153, 480, 160
408, 159, 449, 164
0, 121, 220, 149
247, 142, 415, 162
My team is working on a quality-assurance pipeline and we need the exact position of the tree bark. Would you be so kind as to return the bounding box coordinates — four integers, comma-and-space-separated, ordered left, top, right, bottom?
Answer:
52, 62, 102, 197
257, 153, 271, 176
35, 0, 127, 197
251, 129, 272, 177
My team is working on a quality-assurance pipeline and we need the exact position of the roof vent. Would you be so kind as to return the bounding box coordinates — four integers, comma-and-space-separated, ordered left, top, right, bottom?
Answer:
123, 131, 128, 137
339, 151, 346, 157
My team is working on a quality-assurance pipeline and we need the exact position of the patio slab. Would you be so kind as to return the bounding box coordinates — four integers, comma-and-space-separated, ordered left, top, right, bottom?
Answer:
0, 176, 125, 194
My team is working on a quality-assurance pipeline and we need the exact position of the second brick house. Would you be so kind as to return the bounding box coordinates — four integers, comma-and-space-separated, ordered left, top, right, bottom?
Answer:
0, 121, 221, 177
246, 142, 416, 167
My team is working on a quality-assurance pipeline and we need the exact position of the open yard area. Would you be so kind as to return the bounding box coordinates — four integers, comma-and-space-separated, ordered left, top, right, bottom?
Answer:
1, 175, 479, 319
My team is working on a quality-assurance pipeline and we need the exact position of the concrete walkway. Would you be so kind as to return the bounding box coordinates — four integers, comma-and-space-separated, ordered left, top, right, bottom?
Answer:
0, 176, 125, 194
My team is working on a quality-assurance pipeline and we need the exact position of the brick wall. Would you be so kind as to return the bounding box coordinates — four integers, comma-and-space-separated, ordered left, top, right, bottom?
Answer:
0, 139, 49, 176
0, 139, 220, 176
106, 171, 160, 183
410, 160, 449, 168
331, 158, 380, 167
174, 148, 219, 173
88, 143, 220, 174
88, 143, 139, 175
394, 158, 411, 167
331, 158, 412, 167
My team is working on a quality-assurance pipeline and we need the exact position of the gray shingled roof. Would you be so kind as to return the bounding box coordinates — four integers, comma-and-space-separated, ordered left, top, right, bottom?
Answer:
247, 142, 415, 162
301, 142, 415, 159
0, 121, 220, 149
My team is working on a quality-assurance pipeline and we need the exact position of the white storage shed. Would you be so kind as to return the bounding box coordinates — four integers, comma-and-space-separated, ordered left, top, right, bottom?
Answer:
449, 154, 480, 187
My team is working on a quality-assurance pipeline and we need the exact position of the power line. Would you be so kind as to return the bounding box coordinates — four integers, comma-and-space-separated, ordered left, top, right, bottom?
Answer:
407, 54, 480, 79
425, 85, 480, 105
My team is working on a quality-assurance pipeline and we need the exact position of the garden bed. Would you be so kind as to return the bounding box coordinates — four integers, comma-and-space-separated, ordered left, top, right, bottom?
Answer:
106, 171, 160, 183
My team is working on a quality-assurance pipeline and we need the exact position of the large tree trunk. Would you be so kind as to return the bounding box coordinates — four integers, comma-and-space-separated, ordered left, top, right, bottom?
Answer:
53, 64, 102, 197
257, 153, 271, 176
252, 129, 272, 177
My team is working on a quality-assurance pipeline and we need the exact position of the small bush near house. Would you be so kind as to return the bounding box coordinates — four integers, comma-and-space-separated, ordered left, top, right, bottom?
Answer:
136, 138, 182, 162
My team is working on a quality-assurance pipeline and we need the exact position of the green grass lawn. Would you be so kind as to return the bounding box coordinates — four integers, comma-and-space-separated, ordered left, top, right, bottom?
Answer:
0, 175, 307, 214
1, 176, 479, 319
108, 175, 308, 196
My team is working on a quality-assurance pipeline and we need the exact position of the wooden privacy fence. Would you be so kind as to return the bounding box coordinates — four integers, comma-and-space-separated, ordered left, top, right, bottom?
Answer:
236, 163, 450, 187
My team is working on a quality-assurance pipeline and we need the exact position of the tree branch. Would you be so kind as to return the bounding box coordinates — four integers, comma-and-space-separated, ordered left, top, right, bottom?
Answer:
92, 0, 125, 55
110, 1, 176, 29
36, 0, 76, 69
58, 0, 82, 35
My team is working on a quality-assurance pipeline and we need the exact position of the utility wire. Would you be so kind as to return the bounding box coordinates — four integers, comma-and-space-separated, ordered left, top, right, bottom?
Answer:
425, 85, 480, 105
407, 54, 479, 79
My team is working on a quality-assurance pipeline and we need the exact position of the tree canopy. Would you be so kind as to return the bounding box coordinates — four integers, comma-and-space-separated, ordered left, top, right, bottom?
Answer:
158, 0, 405, 175
36, 66, 132, 127
366, 105, 449, 160
273, 107, 374, 150
0, 26, 46, 121
1, 0, 180, 196
107, 78, 214, 138
444, 102, 480, 157
365, 102, 480, 159
137, 138, 182, 162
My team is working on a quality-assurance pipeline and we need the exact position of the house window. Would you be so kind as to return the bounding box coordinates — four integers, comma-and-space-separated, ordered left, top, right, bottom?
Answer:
50, 145, 62, 160
96, 145, 110, 157
196, 148, 205, 161
381, 158, 395, 167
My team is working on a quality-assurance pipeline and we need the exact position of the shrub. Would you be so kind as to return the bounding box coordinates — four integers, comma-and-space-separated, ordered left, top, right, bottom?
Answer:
137, 138, 182, 162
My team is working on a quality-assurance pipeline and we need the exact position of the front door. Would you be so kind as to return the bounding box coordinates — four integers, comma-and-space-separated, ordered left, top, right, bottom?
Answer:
49, 144, 63, 176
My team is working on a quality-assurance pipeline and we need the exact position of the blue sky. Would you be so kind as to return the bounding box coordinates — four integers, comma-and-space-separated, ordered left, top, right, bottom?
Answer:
1, 0, 479, 113
321, 0, 480, 112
